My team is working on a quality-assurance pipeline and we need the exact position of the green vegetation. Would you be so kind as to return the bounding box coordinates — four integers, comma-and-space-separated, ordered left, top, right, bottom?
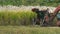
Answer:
0, 10, 57, 26
0, 10, 37, 26
0, 26, 60, 34
0, 0, 60, 6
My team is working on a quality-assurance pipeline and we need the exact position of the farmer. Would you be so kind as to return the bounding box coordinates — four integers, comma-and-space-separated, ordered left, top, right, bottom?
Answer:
32, 8, 49, 26
32, 8, 45, 25
42, 8, 50, 26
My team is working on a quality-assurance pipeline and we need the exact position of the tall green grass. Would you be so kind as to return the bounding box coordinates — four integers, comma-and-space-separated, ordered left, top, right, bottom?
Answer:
0, 10, 37, 26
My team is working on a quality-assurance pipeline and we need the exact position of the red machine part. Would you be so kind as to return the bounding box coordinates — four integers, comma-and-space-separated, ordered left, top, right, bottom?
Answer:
54, 5, 60, 14
53, 5, 60, 26
48, 5, 60, 25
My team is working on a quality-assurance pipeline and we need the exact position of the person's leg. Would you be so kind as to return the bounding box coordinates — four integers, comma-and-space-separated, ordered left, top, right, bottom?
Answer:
40, 19, 43, 26
35, 18, 40, 25
43, 16, 49, 26
32, 18, 36, 25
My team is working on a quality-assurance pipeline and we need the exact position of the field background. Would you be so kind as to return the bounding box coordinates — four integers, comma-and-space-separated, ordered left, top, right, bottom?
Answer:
0, 0, 60, 34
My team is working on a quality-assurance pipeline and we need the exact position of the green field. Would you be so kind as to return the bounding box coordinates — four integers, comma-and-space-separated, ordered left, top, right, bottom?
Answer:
0, 26, 60, 34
